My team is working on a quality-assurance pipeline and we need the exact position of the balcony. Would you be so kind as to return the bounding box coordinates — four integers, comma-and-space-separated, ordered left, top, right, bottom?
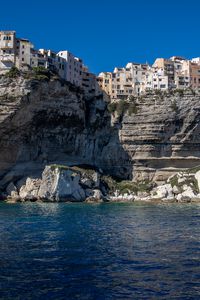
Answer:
0, 55, 14, 62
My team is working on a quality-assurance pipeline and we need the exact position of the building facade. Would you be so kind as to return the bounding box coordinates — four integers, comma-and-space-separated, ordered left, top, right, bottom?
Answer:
0, 31, 16, 73
1, 30, 200, 98
57, 51, 83, 87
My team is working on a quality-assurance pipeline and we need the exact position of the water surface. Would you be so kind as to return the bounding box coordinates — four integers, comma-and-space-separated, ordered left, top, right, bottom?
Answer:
0, 202, 200, 299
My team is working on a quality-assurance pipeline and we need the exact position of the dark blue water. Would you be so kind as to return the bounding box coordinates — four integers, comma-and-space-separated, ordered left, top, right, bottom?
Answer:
0, 202, 200, 300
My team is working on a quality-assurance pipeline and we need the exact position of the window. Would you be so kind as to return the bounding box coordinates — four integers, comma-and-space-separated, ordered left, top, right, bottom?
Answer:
160, 84, 166, 88
22, 58, 24, 61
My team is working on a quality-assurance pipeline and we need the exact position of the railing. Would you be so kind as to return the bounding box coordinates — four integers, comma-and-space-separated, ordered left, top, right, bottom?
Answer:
0, 55, 14, 62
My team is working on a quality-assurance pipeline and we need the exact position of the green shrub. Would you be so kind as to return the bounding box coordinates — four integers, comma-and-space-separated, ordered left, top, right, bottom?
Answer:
31, 66, 50, 81
107, 102, 117, 114
102, 176, 152, 195
128, 102, 138, 115
34, 74, 49, 81
174, 89, 184, 96
116, 100, 129, 116
5, 66, 20, 78
154, 89, 162, 95
107, 100, 138, 116
32, 66, 48, 73
169, 175, 179, 187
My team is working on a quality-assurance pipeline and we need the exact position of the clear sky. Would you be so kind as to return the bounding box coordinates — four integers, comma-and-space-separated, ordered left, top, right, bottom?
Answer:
1, 0, 200, 74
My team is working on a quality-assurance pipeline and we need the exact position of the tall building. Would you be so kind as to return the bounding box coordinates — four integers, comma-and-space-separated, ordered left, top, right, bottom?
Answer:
153, 58, 175, 88
98, 72, 112, 96
126, 62, 149, 95
15, 38, 34, 70
0, 31, 16, 73
57, 51, 83, 87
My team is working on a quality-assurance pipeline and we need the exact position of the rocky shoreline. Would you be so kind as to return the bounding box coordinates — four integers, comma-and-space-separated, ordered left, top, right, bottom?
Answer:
3, 164, 200, 204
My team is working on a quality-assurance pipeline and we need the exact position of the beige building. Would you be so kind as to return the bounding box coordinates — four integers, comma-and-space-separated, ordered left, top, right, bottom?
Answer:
190, 62, 200, 90
172, 58, 200, 90
99, 62, 150, 100
0, 31, 34, 72
0, 31, 16, 73
111, 67, 134, 99
98, 72, 112, 96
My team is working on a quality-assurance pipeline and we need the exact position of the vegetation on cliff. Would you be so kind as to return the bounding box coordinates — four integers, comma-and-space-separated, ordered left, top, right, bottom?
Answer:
107, 99, 138, 116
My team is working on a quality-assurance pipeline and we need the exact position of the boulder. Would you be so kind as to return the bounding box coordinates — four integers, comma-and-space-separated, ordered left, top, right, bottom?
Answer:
176, 195, 191, 203
85, 189, 104, 203
152, 184, 173, 199
137, 191, 149, 198
37, 166, 85, 202
175, 185, 196, 202
19, 177, 41, 200
172, 185, 179, 194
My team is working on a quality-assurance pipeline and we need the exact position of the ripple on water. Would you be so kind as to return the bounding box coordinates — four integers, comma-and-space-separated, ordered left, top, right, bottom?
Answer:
0, 202, 200, 299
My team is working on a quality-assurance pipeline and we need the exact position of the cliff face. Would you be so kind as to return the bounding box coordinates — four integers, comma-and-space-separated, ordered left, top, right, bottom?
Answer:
0, 75, 131, 188
1, 74, 200, 190
118, 90, 200, 181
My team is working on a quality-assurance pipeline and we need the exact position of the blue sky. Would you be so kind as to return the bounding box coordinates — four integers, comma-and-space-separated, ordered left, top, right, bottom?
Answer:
1, 0, 200, 74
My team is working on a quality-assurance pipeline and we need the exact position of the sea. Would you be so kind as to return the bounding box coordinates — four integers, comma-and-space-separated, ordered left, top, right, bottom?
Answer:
0, 202, 200, 299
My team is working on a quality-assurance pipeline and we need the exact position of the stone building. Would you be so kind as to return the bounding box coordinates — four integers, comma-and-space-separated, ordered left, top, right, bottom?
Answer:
0, 31, 16, 73
15, 38, 34, 70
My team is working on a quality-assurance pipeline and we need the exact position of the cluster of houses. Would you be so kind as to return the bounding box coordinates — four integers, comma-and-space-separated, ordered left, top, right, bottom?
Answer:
0, 30, 100, 97
1, 30, 200, 101
99, 57, 200, 100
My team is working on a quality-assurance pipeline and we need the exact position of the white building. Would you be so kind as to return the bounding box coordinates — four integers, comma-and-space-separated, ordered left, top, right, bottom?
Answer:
38, 49, 67, 79
57, 51, 83, 86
